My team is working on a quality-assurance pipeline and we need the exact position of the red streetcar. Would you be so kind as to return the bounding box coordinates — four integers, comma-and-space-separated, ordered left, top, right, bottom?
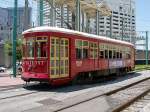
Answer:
21, 27, 135, 85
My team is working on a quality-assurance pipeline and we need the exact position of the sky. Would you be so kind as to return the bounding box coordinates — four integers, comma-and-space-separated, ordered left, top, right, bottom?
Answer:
136, 0, 150, 49
0, 0, 149, 49
0, 0, 149, 31
136, 0, 150, 31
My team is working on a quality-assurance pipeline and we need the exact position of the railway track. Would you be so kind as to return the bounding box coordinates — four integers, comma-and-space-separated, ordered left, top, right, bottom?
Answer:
1, 72, 150, 112
0, 83, 46, 100
0, 72, 136, 100
51, 77, 150, 112
0, 91, 38, 100
0, 84, 24, 92
121, 92, 150, 112
109, 79, 150, 112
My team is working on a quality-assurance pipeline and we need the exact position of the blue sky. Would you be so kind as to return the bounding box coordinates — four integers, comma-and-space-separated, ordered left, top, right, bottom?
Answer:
136, 0, 150, 49
0, 0, 149, 49
136, 0, 150, 31
0, 0, 149, 32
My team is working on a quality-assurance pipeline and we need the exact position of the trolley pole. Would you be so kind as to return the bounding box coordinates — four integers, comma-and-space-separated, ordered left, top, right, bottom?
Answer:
12, 0, 18, 77
145, 31, 149, 65
39, 0, 43, 26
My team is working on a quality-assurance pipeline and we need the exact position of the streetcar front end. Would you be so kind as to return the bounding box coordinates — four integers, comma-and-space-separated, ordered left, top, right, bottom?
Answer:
21, 33, 50, 83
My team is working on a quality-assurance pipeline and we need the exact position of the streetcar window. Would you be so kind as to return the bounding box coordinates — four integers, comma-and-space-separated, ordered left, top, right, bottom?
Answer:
99, 44, 105, 59
83, 41, 89, 59
76, 40, 82, 59
83, 49, 88, 59
113, 50, 116, 59
99, 51, 104, 58
65, 46, 69, 57
105, 50, 108, 59
83, 41, 88, 46
120, 52, 122, 59
75, 40, 82, 48
90, 42, 98, 59
94, 49, 98, 58
65, 60, 69, 74
36, 41, 47, 57
109, 50, 112, 59
117, 52, 119, 59
76, 48, 82, 59
51, 45, 55, 57
26, 39, 34, 57
76, 40, 89, 59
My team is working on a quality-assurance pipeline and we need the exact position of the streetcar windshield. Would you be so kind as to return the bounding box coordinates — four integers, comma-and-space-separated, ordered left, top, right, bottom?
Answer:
26, 38, 34, 58
24, 37, 47, 58
35, 41, 47, 58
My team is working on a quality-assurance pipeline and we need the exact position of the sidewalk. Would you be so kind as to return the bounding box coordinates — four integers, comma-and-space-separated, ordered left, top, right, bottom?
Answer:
0, 71, 25, 87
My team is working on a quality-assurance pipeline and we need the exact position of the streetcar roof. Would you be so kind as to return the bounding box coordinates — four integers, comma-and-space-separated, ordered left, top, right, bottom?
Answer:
23, 26, 134, 47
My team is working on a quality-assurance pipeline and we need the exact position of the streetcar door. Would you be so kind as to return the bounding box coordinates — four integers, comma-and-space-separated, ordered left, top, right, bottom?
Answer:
50, 37, 69, 79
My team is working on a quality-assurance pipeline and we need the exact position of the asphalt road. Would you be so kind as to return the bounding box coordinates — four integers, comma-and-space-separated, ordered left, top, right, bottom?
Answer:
0, 70, 149, 112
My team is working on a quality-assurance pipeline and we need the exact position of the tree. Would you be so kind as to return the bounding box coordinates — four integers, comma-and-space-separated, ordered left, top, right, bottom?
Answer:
4, 39, 22, 62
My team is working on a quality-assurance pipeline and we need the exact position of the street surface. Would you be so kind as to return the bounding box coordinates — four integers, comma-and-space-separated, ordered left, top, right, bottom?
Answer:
0, 70, 150, 112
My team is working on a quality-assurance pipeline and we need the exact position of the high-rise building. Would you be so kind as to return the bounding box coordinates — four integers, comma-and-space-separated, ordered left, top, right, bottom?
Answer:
41, 0, 136, 43
7, 7, 32, 36
0, 7, 9, 42
0, 7, 31, 42
97, 0, 136, 42
0, 7, 32, 67
38, 1, 72, 28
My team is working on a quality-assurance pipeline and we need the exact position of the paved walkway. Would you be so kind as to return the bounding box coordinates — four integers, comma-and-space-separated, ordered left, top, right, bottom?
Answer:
143, 103, 150, 112
0, 72, 25, 87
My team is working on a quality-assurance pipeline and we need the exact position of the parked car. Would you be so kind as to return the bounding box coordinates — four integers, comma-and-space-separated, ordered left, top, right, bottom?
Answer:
16, 62, 22, 75
0, 67, 6, 72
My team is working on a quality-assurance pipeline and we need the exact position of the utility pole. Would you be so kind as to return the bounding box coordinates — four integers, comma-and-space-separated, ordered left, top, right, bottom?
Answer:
61, 5, 64, 27
39, 0, 43, 26
12, 0, 18, 77
145, 31, 149, 65
50, 0, 55, 26
121, 18, 124, 40
24, 0, 29, 30
96, 10, 99, 35
76, 0, 80, 31
82, 12, 85, 32
110, 15, 112, 38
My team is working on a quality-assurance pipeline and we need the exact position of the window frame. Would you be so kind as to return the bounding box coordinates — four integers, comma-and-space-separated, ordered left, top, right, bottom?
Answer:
75, 39, 89, 60
90, 42, 98, 59
36, 36, 48, 58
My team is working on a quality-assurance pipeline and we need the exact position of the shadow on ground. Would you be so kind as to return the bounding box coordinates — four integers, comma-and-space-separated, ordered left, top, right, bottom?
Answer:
23, 72, 142, 93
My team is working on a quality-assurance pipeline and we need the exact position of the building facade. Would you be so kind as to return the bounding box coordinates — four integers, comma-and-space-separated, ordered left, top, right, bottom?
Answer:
98, 0, 136, 43
136, 50, 150, 64
0, 7, 31, 67
7, 7, 32, 38
0, 7, 31, 42
0, 7, 9, 42
38, 1, 72, 28
40, 0, 136, 43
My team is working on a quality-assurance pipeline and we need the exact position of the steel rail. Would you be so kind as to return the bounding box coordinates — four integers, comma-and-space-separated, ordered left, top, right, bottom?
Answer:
54, 77, 150, 112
